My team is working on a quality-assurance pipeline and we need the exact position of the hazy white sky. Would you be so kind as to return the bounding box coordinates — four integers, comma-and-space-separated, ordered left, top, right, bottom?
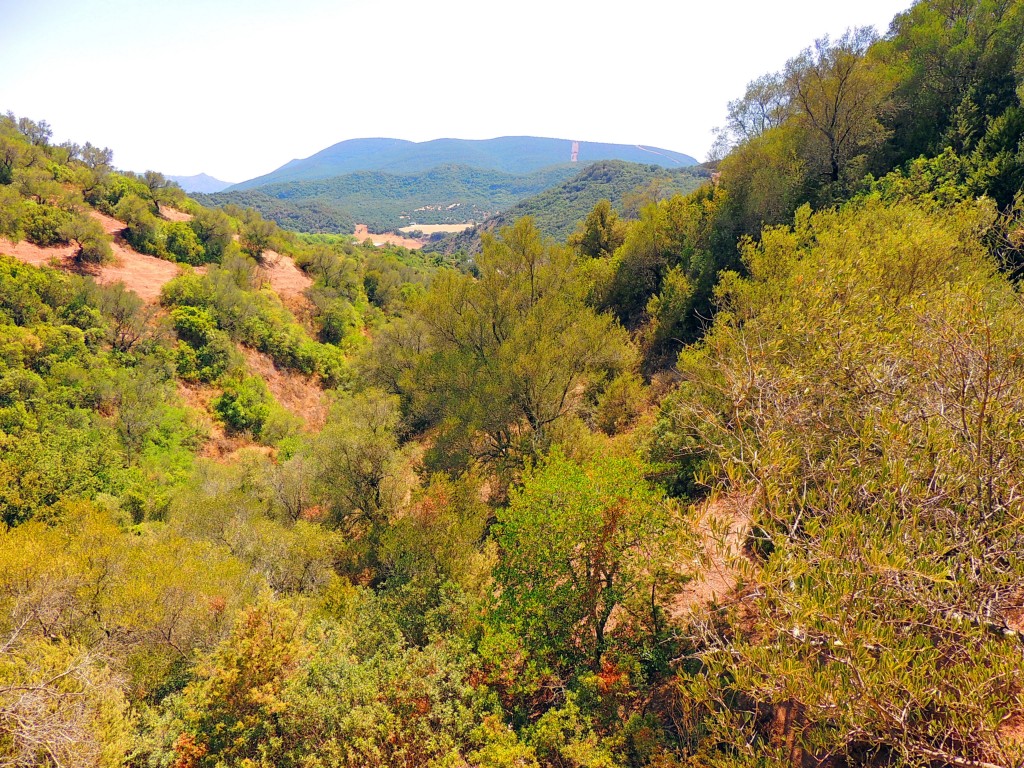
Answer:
0, 0, 914, 182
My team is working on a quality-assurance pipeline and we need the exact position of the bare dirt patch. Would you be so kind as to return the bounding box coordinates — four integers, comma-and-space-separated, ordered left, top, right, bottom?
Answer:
91, 210, 128, 235
255, 250, 317, 328
242, 347, 328, 431
0, 237, 75, 267
98, 237, 183, 302
353, 224, 425, 249
1, 211, 184, 303
177, 381, 229, 458
256, 250, 312, 300
158, 204, 192, 222
398, 223, 474, 235
669, 493, 754, 619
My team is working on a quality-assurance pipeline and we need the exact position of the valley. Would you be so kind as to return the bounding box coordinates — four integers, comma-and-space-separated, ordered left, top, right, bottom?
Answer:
3, 2, 1024, 766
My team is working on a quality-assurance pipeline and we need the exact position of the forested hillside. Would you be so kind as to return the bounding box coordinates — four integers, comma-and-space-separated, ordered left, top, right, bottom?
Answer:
200, 163, 582, 233
426, 160, 708, 254
4, 1, 1024, 766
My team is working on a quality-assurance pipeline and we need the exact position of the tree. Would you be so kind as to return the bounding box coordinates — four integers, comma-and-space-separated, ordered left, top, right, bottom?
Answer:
568, 199, 627, 259
725, 71, 792, 144
171, 597, 307, 768
16, 166, 64, 206
603, 185, 734, 366
11, 114, 52, 147
311, 388, 407, 535
88, 281, 158, 353
61, 213, 112, 265
0, 185, 25, 239
0, 136, 24, 185
114, 193, 162, 254
372, 218, 634, 475
165, 220, 205, 264
190, 207, 234, 262
493, 451, 677, 673
239, 210, 277, 261
785, 27, 895, 191
212, 376, 272, 436
880, 0, 1024, 164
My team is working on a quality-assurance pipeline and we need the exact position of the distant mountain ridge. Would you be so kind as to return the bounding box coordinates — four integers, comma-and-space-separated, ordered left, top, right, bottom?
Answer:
229, 136, 697, 191
169, 173, 234, 193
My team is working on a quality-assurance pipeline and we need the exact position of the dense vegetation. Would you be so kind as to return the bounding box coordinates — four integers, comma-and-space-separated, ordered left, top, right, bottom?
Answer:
202, 163, 582, 233
4, 1, 1024, 766
192, 188, 355, 234
427, 160, 707, 253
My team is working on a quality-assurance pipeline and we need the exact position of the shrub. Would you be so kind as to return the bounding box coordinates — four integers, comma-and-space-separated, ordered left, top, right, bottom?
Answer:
165, 220, 206, 264
22, 202, 71, 246
212, 375, 272, 436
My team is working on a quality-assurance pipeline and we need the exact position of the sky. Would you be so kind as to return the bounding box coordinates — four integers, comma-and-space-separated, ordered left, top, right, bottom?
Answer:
0, 0, 915, 183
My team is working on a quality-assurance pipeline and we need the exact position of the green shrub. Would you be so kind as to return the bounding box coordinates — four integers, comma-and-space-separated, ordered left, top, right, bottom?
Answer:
165, 220, 206, 264
22, 202, 72, 246
212, 375, 272, 436
170, 306, 236, 383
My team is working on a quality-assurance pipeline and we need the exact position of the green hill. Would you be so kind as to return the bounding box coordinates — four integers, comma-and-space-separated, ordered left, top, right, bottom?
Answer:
193, 188, 355, 234
426, 159, 708, 254
201, 163, 582, 233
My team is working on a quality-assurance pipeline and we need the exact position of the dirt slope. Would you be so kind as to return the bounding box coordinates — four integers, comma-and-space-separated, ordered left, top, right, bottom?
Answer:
242, 347, 328, 430
669, 493, 753, 618
256, 249, 313, 300
0, 210, 182, 302
353, 224, 425, 249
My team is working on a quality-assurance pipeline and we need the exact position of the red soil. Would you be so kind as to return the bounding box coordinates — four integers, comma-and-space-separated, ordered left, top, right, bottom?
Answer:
0, 210, 185, 303
98, 239, 183, 302
353, 224, 425, 249
669, 493, 754, 618
256, 249, 313, 300
0, 237, 76, 267
241, 347, 328, 431
158, 204, 192, 222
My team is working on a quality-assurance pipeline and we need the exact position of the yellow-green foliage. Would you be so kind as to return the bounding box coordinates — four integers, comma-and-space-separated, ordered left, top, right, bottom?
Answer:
660, 198, 1024, 764
0, 505, 253, 695
0, 636, 132, 768
369, 217, 635, 477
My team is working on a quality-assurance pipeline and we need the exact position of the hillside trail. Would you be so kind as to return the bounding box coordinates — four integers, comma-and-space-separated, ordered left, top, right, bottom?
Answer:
669, 492, 754, 619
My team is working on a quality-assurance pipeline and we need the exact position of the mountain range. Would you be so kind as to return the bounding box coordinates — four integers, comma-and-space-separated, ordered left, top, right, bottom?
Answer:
226, 136, 697, 191
200, 135, 699, 235
168, 172, 234, 193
